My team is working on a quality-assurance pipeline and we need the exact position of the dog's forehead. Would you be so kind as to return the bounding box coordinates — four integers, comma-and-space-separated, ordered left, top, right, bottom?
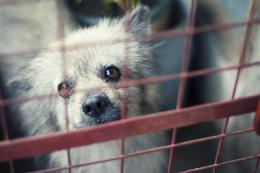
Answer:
65, 20, 128, 45
63, 26, 140, 75
72, 42, 140, 78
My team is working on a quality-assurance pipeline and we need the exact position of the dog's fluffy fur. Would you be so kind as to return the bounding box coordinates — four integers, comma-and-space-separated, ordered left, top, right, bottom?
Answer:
2, 5, 169, 173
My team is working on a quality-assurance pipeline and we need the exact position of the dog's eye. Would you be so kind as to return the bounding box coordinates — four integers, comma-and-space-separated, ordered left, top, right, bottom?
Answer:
58, 82, 72, 98
103, 65, 121, 82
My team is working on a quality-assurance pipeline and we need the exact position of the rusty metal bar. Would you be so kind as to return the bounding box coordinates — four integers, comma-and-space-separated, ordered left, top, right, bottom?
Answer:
212, 1, 258, 172
25, 128, 255, 173
0, 85, 9, 141
0, 19, 259, 60
176, 0, 197, 108
180, 154, 260, 173
0, 60, 259, 108
55, 0, 72, 172
167, 1, 197, 172
120, 8, 132, 173
254, 99, 260, 136
0, 94, 258, 162
253, 155, 260, 173
0, 81, 15, 173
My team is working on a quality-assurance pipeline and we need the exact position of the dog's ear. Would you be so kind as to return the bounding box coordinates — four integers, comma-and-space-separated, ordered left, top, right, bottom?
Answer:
122, 5, 151, 36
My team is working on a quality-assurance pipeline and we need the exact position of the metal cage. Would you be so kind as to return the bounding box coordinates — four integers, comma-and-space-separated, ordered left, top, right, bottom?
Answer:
0, 0, 259, 173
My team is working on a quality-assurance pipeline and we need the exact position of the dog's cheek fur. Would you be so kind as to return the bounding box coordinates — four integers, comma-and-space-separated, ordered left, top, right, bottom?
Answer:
124, 87, 142, 117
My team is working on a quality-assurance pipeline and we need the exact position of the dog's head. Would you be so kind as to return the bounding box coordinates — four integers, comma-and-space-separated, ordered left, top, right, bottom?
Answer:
13, 6, 158, 130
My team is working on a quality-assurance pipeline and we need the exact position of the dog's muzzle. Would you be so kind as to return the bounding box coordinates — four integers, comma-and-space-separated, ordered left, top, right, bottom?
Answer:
81, 94, 120, 125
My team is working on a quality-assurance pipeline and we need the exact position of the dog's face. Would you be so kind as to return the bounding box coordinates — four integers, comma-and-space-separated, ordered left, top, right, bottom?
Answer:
55, 33, 144, 128
20, 6, 156, 129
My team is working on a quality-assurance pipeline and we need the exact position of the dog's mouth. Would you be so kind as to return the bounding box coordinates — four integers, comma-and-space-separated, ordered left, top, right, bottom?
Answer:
76, 106, 120, 127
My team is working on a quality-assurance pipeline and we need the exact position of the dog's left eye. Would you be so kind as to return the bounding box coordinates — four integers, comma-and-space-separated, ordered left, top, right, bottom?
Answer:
103, 65, 121, 82
58, 82, 73, 98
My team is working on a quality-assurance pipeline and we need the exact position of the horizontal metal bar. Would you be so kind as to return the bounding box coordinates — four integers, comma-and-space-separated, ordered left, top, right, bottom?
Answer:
0, 94, 259, 162
0, 19, 259, 59
180, 154, 260, 173
26, 128, 255, 173
1, 60, 260, 107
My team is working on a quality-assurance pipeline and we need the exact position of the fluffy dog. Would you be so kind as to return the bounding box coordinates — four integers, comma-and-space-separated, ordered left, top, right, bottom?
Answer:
1, 1, 259, 173
2, 5, 169, 173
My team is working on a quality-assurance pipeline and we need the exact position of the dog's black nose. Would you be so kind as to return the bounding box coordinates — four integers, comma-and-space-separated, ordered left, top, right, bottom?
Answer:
82, 95, 110, 117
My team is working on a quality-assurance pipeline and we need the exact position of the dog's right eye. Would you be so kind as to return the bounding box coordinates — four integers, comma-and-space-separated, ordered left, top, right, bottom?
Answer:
58, 82, 72, 98
102, 65, 121, 82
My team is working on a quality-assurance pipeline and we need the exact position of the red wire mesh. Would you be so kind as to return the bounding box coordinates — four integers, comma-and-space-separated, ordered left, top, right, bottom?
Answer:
212, 0, 258, 172
167, 1, 197, 172
0, 0, 259, 173
56, 0, 72, 172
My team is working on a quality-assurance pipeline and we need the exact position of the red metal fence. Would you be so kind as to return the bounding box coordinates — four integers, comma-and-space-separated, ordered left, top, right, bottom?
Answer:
0, 0, 259, 173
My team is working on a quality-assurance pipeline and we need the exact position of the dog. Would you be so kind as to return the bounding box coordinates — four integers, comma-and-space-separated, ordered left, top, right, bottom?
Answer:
1, 4, 170, 173
1, 1, 259, 173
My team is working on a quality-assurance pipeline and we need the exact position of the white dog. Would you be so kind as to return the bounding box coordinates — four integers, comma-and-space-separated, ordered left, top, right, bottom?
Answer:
1, 3, 169, 173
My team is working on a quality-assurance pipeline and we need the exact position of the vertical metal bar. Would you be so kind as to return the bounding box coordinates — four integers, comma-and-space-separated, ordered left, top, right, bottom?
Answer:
0, 88, 15, 173
254, 99, 260, 136
167, 0, 197, 172
56, 0, 72, 172
253, 151, 260, 173
0, 92, 9, 141
212, 0, 257, 172
120, 8, 131, 173
253, 155, 260, 173
120, 84, 127, 173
